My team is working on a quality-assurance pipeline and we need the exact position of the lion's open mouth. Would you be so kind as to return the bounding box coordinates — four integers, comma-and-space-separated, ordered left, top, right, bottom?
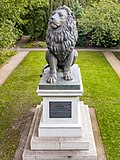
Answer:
50, 22, 60, 29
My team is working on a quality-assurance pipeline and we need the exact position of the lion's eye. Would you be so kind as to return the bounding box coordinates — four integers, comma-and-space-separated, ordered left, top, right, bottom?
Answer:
58, 13, 63, 17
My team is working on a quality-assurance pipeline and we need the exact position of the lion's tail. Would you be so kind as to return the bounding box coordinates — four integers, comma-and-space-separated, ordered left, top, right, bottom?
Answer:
40, 64, 50, 77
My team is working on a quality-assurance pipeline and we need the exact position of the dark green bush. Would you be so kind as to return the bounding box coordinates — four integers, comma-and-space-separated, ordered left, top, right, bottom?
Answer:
72, 1, 88, 47
76, 33, 91, 47
21, 7, 48, 40
72, 0, 120, 47
77, 0, 120, 47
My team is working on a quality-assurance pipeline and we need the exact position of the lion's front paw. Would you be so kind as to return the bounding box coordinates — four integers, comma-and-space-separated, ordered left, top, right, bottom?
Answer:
47, 76, 57, 83
63, 73, 73, 81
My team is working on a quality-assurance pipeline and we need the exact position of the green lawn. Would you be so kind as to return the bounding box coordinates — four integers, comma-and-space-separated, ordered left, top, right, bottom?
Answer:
0, 51, 45, 160
77, 52, 120, 160
0, 51, 120, 160
113, 52, 120, 61
22, 41, 47, 48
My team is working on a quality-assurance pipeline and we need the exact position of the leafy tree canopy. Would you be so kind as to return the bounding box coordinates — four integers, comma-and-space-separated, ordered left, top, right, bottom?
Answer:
78, 0, 120, 47
0, 0, 48, 48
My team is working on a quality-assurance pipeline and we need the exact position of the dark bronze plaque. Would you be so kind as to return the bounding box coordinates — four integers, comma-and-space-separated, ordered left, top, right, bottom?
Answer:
49, 102, 71, 118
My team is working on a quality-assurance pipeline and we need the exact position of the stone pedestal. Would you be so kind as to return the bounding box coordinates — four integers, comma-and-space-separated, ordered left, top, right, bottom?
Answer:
23, 64, 97, 160
37, 65, 83, 138
39, 98, 82, 137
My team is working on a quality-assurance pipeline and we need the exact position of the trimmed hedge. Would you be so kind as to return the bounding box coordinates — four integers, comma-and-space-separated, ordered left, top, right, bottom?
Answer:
0, 50, 16, 65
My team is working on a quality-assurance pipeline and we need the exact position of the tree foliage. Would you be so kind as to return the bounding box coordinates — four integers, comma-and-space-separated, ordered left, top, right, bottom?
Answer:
21, 0, 48, 39
78, 0, 120, 47
49, 0, 99, 13
72, 1, 89, 47
0, 0, 27, 48
0, 0, 48, 48
49, 0, 77, 13
0, 0, 120, 48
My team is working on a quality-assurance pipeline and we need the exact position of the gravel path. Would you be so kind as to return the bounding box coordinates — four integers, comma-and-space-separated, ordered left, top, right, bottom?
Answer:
0, 51, 29, 86
0, 48, 119, 86
18, 48, 120, 52
103, 51, 120, 78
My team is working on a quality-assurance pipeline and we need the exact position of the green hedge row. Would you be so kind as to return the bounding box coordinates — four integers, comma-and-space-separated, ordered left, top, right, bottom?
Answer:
73, 0, 120, 48
0, 0, 120, 49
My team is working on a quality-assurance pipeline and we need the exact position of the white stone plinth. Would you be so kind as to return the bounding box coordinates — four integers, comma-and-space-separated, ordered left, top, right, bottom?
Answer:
38, 97, 82, 137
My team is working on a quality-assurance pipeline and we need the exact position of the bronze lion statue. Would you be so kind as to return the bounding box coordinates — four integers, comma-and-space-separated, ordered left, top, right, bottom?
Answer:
45, 5, 78, 83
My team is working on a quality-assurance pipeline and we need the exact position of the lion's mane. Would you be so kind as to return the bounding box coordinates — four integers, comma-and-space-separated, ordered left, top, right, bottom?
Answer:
46, 6, 78, 61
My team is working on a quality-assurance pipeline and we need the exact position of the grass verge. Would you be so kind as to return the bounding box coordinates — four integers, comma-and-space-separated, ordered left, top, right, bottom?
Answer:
22, 41, 47, 48
76, 52, 120, 160
0, 51, 120, 160
0, 51, 46, 160
113, 52, 120, 61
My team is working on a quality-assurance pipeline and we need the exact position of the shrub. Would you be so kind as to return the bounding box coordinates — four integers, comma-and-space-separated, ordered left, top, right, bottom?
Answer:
72, 1, 88, 47
0, 50, 16, 64
0, 0, 48, 48
21, 7, 48, 40
0, 0, 26, 48
19, 0, 49, 40
77, 0, 120, 47
0, 20, 22, 48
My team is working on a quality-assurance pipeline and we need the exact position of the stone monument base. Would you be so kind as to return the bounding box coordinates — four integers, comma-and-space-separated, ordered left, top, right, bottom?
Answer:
23, 101, 97, 160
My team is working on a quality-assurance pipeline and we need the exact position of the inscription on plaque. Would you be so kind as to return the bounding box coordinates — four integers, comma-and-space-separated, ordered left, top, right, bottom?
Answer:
49, 102, 71, 118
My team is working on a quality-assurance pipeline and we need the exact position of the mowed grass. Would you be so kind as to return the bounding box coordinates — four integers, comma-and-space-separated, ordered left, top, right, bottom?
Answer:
0, 51, 120, 160
0, 51, 46, 160
76, 52, 120, 160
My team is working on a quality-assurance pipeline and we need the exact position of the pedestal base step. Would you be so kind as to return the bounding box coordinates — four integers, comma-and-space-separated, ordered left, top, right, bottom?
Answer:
23, 150, 97, 160
23, 102, 97, 159
31, 103, 89, 150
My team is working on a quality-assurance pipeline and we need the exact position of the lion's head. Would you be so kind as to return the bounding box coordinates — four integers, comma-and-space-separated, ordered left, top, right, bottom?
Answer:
46, 5, 78, 61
